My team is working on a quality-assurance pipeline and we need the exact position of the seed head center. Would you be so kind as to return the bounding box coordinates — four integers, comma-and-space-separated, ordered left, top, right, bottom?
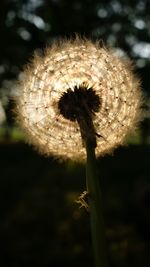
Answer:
58, 84, 101, 122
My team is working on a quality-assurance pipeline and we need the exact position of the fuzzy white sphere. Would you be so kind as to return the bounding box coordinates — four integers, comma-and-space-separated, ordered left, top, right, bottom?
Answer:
16, 38, 142, 160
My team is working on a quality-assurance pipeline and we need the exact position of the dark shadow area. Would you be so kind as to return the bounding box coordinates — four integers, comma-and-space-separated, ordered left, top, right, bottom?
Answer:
0, 143, 150, 267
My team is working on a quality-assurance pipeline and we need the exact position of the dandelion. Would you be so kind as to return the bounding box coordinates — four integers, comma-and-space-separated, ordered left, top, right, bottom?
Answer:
16, 38, 142, 161
15, 37, 143, 267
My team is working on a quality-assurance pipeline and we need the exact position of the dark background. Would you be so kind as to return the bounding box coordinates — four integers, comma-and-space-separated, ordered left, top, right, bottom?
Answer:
0, 0, 150, 266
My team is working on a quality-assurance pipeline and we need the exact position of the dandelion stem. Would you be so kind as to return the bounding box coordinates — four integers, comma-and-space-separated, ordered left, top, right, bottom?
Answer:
86, 141, 109, 267
58, 80, 109, 266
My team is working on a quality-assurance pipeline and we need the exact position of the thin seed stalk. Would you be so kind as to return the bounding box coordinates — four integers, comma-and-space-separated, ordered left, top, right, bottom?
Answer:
60, 88, 109, 267
86, 141, 109, 267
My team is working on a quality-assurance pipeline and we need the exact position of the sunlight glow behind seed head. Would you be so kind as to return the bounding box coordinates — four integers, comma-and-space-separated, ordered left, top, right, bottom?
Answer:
15, 38, 142, 161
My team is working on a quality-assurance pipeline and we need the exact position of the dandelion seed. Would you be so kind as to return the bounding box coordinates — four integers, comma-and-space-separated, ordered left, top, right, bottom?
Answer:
15, 37, 142, 160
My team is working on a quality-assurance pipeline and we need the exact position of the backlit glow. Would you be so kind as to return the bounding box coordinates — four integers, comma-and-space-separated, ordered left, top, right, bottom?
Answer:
16, 38, 142, 160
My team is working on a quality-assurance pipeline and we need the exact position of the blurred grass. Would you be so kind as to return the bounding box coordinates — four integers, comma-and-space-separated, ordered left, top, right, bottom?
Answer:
0, 126, 150, 267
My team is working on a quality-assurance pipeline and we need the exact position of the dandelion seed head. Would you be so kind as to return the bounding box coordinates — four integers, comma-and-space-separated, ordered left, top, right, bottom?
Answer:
16, 38, 142, 161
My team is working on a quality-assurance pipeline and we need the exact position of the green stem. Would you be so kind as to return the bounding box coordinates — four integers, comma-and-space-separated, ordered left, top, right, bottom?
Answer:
86, 141, 109, 267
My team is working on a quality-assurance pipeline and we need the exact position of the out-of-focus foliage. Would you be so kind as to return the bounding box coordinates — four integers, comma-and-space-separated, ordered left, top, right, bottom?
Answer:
0, 0, 150, 142
0, 0, 150, 89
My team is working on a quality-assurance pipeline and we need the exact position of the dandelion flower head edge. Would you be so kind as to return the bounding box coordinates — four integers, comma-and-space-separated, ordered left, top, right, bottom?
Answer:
15, 37, 143, 161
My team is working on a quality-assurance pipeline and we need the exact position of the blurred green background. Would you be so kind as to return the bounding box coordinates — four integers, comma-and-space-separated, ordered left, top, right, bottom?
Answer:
0, 0, 150, 266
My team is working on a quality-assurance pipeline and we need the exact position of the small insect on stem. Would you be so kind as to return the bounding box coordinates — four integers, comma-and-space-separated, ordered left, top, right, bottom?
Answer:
76, 191, 90, 212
